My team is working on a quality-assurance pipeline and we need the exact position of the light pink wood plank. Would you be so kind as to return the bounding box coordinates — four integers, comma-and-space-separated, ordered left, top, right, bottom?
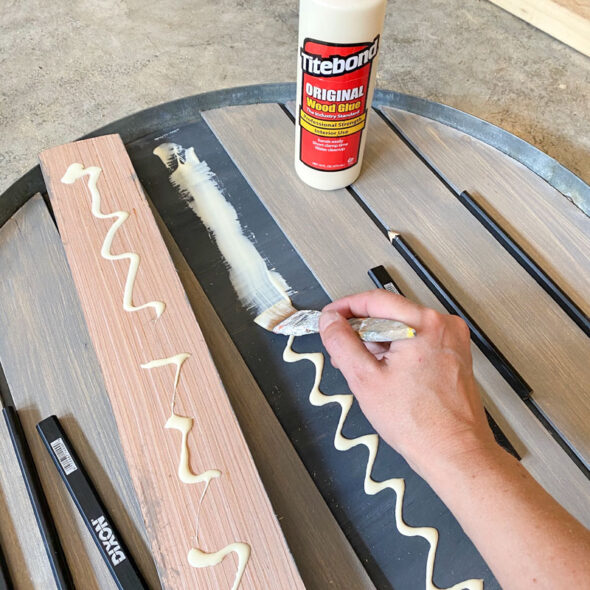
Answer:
40, 135, 304, 589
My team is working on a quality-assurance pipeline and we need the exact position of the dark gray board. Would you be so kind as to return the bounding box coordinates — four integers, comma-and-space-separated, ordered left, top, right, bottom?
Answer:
126, 117, 498, 590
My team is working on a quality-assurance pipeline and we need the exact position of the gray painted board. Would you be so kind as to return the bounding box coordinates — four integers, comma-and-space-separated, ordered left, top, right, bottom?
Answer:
202, 102, 590, 530
202, 105, 499, 589
352, 112, 590, 467
381, 106, 590, 318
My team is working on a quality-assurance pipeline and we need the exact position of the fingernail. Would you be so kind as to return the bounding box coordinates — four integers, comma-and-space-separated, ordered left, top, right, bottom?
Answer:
320, 310, 341, 330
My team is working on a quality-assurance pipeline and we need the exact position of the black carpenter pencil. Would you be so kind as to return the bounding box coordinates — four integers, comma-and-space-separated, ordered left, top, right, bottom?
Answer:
387, 232, 532, 401
2, 405, 74, 590
458, 190, 589, 337
37, 415, 148, 590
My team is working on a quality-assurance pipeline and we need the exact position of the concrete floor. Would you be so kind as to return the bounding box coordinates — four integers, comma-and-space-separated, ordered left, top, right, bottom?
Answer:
1, 0, 589, 194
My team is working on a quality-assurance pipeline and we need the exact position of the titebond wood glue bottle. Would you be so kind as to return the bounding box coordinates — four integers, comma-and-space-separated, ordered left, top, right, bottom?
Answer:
295, 0, 386, 190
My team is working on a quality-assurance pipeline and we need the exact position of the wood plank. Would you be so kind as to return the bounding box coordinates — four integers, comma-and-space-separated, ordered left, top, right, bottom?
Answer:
0, 195, 160, 590
39, 135, 304, 589
487, 0, 590, 57
380, 106, 590, 318
202, 102, 590, 530
153, 201, 376, 590
356, 112, 590, 464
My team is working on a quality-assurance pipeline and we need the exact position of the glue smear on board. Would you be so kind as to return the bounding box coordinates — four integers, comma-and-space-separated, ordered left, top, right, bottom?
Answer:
153, 145, 484, 589
154, 142, 292, 314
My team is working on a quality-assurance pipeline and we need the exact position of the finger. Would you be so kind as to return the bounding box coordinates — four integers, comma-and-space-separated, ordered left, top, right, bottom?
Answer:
323, 290, 428, 331
319, 310, 380, 384
365, 341, 390, 356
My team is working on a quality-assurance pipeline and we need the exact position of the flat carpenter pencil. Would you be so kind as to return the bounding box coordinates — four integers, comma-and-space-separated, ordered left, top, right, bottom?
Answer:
388, 231, 532, 401
458, 190, 589, 337
37, 415, 148, 590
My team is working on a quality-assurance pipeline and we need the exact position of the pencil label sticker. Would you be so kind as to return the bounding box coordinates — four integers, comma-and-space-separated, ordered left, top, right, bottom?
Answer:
50, 437, 77, 475
299, 36, 379, 172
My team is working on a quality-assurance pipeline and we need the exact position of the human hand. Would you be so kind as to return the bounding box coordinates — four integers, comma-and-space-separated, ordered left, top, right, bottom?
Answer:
319, 290, 497, 477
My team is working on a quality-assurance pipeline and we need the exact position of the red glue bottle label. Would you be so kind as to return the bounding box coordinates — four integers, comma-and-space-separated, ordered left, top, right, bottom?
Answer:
299, 36, 379, 173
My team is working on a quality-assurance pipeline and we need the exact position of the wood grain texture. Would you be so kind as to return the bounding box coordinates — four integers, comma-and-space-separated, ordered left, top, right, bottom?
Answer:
380, 106, 590, 318
487, 0, 590, 57
39, 135, 304, 589
202, 102, 590, 528
0, 194, 159, 590
153, 203, 376, 590
351, 112, 590, 467
0, 415, 56, 589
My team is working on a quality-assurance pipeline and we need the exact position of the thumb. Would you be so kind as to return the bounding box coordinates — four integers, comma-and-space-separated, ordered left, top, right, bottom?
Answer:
319, 310, 379, 382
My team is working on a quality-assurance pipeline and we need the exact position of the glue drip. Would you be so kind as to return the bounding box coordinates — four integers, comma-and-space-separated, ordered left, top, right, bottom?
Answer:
140, 354, 221, 484
63, 165, 249, 588
283, 335, 483, 590
61, 163, 165, 319
140, 354, 249, 588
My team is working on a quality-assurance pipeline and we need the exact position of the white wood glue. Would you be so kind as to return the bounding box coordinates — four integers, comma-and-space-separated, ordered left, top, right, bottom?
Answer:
295, 0, 387, 190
